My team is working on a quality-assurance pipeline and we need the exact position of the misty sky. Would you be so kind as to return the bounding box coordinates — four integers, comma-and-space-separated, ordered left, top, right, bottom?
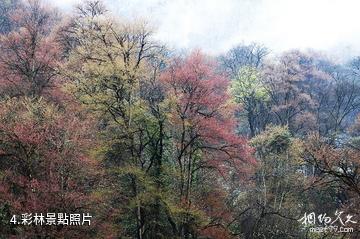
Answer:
50, 0, 360, 58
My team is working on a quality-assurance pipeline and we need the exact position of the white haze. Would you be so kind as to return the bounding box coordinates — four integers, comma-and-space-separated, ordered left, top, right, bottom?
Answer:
50, 0, 360, 59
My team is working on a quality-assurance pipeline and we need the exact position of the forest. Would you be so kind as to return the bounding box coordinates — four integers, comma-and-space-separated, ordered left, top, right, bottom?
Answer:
0, 0, 359, 238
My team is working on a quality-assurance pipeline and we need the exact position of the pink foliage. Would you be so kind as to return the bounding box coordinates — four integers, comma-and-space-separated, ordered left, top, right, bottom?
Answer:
161, 51, 255, 179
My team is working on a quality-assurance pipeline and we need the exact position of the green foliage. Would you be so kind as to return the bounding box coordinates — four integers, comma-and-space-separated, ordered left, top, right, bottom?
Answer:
251, 125, 292, 154
0, 203, 17, 238
231, 66, 269, 103
0, 1, 359, 238
230, 66, 271, 136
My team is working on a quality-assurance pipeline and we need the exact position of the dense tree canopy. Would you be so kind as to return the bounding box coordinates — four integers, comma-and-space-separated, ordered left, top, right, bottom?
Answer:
0, 0, 359, 238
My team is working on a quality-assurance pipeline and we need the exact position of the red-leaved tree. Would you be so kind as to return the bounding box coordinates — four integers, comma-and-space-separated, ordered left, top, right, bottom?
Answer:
161, 51, 255, 238
0, 0, 60, 99
0, 97, 97, 238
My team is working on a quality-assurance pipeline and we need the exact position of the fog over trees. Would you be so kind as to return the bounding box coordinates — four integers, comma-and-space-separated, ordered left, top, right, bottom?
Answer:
0, 1, 359, 238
